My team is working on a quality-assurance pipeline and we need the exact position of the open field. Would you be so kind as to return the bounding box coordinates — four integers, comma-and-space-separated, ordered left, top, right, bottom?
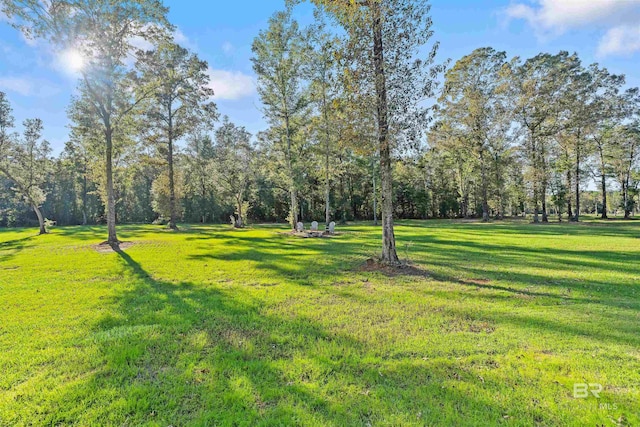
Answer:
1, 219, 639, 426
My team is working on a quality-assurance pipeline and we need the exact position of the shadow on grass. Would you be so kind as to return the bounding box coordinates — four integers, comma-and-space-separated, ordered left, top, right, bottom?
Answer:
39, 247, 541, 426
0, 235, 37, 264
185, 231, 376, 286
397, 231, 640, 307
18, 221, 640, 425
397, 219, 640, 239
53, 225, 155, 242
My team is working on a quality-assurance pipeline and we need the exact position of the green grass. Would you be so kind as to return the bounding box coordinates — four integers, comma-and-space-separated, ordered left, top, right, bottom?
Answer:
1, 218, 639, 426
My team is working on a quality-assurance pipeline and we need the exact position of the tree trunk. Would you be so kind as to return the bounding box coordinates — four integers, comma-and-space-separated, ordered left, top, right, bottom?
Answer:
105, 126, 118, 247
531, 136, 539, 223
541, 176, 548, 223
32, 203, 46, 235
373, 3, 399, 264
236, 196, 243, 228
200, 175, 207, 224
462, 191, 469, 218
82, 170, 88, 225
284, 108, 298, 229
539, 137, 548, 223
167, 112, 178, 230
290, 187, 299, 229
480, 149, 489, 222
566, 169, 573, 220
600, 173, 608, 220
324, 138, 330, 229
494, 155, 504, 220
167, 141, 177, 230
323, 88, 331, 229
532, 179, 539, 223
624, 179, 631, 219
574, 143, 580, 222
372, 157, 378, 226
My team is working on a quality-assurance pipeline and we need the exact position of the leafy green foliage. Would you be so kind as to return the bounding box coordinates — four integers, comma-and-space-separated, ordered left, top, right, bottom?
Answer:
0, 94, 51, 233
252, 9, 310, 229
137, 41, 217, 229
213, 117, 254, 228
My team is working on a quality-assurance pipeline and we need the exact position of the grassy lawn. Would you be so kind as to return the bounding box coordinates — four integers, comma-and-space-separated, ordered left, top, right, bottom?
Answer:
1, 219, 639, 426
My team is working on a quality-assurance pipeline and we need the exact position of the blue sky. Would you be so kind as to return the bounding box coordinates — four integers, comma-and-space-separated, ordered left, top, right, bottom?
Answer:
1, 0, 639, 154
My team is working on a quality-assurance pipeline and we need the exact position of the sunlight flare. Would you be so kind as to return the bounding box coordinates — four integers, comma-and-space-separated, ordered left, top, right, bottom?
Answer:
60, 49, 86, 73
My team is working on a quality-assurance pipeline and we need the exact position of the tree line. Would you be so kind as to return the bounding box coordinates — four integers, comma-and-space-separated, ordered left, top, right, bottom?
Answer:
432, 49, 640, 223
0, 0, 639, 262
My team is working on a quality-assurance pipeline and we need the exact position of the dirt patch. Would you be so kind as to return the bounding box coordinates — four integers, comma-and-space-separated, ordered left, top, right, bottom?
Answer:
468, 321, 496, 334
93, 241, 136, 253
357, 258, 430, 277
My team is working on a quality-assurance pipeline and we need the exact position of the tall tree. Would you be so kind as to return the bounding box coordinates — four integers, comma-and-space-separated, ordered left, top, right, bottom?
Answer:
0, 97, 51, 235
590, 72, 626, 219
428, 120, 474, 217
183, 132, 216, 224
62, 139, 93, 225
138, 42, 217, 230
307, 19, 341, 229
612, 123, 640, 219
214, 117, 254, 228
437, 47, 509, 221
508, 53, 573, 222
2, 0, 170, 247
0, 91, 13, 160
560, 61, 620, 222
302, 0, 442, 263
252, 9, 309, 230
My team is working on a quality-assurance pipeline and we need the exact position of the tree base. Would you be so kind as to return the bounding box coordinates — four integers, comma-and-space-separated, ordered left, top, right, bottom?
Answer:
94, 241, 135, 253
359, 257, 426, 277
105, 240, 121, 250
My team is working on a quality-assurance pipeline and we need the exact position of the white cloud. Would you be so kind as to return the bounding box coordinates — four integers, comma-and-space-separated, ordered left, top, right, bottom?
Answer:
505, 0, 640, 34
0, 77, 33, 96
0, 77, 60, 97
128, 25, 191, 53
174, 28, 200, 52
128, 34, 155, 52
222, 41, 234, 55
173, 28, 189, 44
128, 27, 195, 57
598, 25, 640, 57
208, 69, 255, 101
504, 0, 640, 56
128, 29, 252, 100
